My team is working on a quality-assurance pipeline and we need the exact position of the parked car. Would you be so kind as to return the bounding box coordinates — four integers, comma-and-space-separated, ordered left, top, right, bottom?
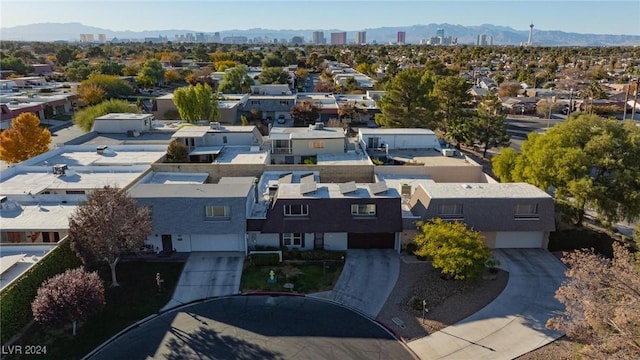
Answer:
277, 115, 286, 124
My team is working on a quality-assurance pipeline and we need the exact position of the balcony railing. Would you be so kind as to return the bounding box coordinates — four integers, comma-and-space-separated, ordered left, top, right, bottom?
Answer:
272, 147, 292, 154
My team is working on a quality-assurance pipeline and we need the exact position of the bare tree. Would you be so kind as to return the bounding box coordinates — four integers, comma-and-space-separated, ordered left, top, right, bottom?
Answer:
32, 268, 105, 336
69, 186, 152, 287
547, 243, 640, 358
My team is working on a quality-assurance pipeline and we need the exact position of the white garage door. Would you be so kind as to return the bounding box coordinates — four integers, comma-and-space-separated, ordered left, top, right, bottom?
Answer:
495, 231, 543, 248
190, 234, 245, 252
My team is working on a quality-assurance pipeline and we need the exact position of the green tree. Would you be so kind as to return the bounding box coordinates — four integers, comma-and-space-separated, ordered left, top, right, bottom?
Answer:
166, 139, 189, 162
491, 147, 518, 182
172, 83, 220, 123
0, 113, 51, 164
56, 47, 75, 66
258, 67, 291, 85
433, 76, 474, 143
491, 114, 640, 225
73, 99, 138, 132
79, 74, 133, 100
95, 60, 124, 76
0, 57, 34, 75
217, 65, 254, 94
136, 59, 164, 87
290, 101, 320, 127
413, 218, 491, 280
65, 61, 94, 82
375, 68, 438, 128
468, 90, 510, 157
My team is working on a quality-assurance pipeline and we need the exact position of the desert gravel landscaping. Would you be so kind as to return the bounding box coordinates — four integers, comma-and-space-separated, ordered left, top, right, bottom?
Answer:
376, 254, 508, 341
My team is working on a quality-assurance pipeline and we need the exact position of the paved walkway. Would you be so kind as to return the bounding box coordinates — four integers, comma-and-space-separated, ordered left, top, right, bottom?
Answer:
310, 249, 400, 318
408, 249, 566, 360
89, 295, 417, 360
162, 252, 244, 311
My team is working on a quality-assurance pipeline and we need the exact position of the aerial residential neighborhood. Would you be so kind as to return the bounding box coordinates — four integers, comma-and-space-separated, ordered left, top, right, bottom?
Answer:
1, 2, 639, 359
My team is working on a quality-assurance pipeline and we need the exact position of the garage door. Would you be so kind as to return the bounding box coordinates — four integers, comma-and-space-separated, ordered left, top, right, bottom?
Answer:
494, 231, 543, 248
348, 233, 395, 249
191, 234, 245, 252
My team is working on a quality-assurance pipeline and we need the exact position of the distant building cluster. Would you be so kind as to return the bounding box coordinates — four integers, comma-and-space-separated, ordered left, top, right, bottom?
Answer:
476, 34, 494, 46
80, 33, 107, 43
420, 28, 457, 46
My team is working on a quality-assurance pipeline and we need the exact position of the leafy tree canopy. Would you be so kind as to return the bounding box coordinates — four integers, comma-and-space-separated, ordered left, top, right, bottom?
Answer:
258, 67, 291, 85
172, 83, 220, 123
413, 218, 491, 280
0, 113, 51, 164
218, 65, 254, 94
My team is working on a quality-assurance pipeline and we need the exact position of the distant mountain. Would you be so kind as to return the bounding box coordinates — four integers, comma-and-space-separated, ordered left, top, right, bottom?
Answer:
1, 22, 639, 46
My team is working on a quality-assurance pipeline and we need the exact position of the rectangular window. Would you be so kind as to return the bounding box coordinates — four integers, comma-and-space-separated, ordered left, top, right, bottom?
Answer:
65, 190, 86, 195
282, 233, 303, 247
351, 204, 376, 216
367, 137, 380, 149
514, 204, 539, 219
205, 205, 230, 219
438, 203, 463, 218
223, 136, 228, 144
310, 141, 325, 149
284, 204, 309, 216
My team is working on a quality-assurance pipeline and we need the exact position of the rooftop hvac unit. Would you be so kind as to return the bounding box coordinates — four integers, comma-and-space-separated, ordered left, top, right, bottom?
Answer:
96, 145, 108, 155
210, 122, 221, 129
442, 148, 455, 157
52, 164, 68, 176
309, 123, 324, 130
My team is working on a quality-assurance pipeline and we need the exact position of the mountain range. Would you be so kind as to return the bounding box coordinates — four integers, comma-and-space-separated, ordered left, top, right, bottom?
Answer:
1, 22, 639, 46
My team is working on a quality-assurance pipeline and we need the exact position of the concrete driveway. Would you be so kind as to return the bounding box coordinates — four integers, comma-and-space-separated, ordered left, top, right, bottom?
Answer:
163, 252, 244, 311
408, 249, 566, 360
310, 249, 400, 318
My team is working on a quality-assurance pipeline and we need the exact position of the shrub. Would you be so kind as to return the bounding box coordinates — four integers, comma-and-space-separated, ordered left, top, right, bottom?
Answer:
0, 240, 82, 343
282, 247, 301, 260
73, 99, 139, 132
254, 245, 279, 251
300, 250, 346, 261
406, 242, 418, 255
250, 253, 280, 266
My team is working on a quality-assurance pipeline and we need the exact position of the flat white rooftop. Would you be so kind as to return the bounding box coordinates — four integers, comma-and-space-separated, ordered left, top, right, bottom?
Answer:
1, 171, 145, 195
23, 146, 167, 167
358, 128, 436, 136
420, 182, 552, 199
213, 146, 269, 164
138, 172, 209, 185
95, 113, 152, 120
317, 152, 372, 166
0, 244, 58, 291
0, 204, 76, 231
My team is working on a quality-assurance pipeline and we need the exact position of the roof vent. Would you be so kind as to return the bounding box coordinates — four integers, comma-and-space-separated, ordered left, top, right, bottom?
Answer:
462, 184, 473, 189
210, 122, 221, 129
442, 148, 455, 157
96, 145, 108, 155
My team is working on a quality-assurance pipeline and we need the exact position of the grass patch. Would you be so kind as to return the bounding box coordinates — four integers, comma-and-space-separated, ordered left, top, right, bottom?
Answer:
52, 114, 72, 121
549, 228, 614, 258
241, 261, 343, 293
10, 261, 184, 360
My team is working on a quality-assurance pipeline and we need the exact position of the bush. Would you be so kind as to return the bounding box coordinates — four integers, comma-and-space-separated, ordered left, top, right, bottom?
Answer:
250, 253, 280, 266
300, 250, 346, 261
282, 247, 301, 260
73, 99, 139, 132
406, 242, 418, 255
254, 245, 279, 251
0, 239, 82, 343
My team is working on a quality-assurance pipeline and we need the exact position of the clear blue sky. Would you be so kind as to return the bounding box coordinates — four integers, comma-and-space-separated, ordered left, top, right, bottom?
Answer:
2, 0, 639, 35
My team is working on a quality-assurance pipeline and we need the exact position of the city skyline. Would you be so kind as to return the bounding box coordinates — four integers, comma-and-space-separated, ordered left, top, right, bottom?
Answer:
2, 1, 639, 36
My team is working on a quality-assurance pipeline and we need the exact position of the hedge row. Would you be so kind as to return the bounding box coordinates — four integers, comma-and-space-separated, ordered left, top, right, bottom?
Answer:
250, 253, 281, 266
0, 240, 82, 344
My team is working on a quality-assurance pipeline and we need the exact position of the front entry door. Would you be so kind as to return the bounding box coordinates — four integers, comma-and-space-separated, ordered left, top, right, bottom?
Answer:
314, 233, 324, 249
161, 234, 173, 253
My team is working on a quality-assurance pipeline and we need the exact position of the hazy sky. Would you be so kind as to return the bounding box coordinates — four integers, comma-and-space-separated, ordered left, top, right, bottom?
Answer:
2, 0, 639, 35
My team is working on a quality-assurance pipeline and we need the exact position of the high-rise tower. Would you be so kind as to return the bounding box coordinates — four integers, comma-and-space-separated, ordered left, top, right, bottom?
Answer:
528, 22, 534, 46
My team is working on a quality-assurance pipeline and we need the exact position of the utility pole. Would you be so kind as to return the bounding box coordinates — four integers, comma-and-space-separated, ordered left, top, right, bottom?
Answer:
622, 79, 631, 122
631, 78, 640, 121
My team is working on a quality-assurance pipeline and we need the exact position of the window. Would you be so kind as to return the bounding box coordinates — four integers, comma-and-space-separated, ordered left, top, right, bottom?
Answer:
223, 136, 228, 144
351, 204, 376, 216
367, 137, 380, 149
65, 190, 86, 195
282, 233, 303, 247
438, 203, 463, 218
514, 203, 539, 219
310, 141, 325, 149
205, 205, 230, 219
284, 204, 309, 216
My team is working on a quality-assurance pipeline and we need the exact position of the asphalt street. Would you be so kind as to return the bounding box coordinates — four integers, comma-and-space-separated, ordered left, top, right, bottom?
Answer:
89, 295, 418, 360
